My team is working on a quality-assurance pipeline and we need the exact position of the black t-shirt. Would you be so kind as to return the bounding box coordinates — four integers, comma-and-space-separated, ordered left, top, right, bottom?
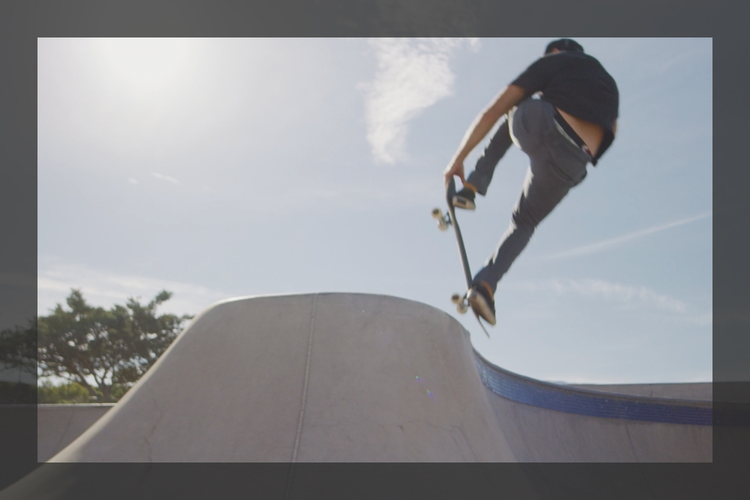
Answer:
511, 51, 619, 164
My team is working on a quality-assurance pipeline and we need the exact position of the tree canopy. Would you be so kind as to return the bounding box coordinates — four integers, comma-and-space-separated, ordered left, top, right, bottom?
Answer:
0, 319, 38, 403
37, 289, 192, 402
0, 320, 37, 377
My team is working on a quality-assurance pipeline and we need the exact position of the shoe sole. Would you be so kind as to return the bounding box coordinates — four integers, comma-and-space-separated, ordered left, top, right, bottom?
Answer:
452, 196, 476, 210
467, 289, 497, 325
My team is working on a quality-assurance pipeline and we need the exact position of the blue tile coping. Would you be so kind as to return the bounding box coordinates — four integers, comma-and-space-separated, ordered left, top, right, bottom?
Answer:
473, 350, 715, 426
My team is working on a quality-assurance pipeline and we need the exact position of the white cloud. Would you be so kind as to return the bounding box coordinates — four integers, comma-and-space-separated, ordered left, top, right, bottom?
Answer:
677, 312, 712, 327
539, 211, 711, 260
517, 278, 689, 314
38, 259, 231, 317
152, 172, 180, 184
361, 38, 479, 165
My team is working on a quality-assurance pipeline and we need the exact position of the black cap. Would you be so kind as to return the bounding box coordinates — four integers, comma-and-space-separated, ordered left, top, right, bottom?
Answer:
545, 39, 584, 55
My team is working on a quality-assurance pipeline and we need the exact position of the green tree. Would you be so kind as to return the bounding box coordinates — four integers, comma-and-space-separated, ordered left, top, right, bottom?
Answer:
0, 320, 37, 403
37, 289, 192, 402
37, 381, 92, 404
0, 320, 37, 376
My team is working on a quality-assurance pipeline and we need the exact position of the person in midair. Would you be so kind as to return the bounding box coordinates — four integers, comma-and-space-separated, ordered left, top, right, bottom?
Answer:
444, 38, 619, 325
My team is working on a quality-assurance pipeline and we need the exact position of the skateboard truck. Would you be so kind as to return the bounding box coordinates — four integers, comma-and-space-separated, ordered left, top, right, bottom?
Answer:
450, 293, 470, 314
431, 208, 451, 232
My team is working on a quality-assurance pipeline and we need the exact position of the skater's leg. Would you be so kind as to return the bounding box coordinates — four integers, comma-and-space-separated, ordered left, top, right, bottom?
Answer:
472, 162, 571, 293
472, 99, 589, 295
464, 118, 513, 196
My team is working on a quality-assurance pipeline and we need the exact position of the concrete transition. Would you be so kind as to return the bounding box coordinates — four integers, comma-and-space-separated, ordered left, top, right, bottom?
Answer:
49, 293, 519, 462
36, 404, 114, 463
41, 293, 710, 462
1, 294, 714, 496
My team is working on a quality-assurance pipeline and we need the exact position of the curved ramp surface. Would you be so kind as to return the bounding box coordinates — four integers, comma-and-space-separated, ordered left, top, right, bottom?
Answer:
475, 353, 712, 462
50, 293, 516, 462
0, 293, 718, 499
37, 404, 113, 462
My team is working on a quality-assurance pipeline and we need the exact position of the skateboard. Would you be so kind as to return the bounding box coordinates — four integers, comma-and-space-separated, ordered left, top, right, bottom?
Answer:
431, 177, 490, 337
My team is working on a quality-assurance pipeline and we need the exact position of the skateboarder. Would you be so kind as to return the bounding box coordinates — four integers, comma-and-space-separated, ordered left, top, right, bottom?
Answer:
443, 39, 619, 325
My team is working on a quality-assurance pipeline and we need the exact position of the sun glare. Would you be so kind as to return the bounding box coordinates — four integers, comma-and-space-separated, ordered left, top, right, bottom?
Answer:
93, 38, 198, 97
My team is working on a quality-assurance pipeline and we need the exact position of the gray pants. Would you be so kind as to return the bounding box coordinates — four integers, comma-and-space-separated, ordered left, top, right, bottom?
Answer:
472, 98, 590, 294
465, 118, 513, 196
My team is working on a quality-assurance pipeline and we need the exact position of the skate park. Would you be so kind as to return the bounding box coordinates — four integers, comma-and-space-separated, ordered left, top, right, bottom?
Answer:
0, 292, 716, 499
29, 293, 711, 464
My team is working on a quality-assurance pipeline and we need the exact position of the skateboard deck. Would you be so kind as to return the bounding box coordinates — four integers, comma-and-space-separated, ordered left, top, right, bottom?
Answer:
432, 177, 490, 337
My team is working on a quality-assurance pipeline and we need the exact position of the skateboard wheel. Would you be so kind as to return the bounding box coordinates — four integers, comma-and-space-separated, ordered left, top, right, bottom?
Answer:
431, 208, 443, 219
450, 293, 462, 305
457, 303, 469, 314
437, 219, 448, 231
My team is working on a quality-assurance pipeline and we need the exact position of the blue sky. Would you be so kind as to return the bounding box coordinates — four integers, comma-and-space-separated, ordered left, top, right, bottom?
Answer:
37, 38, 712, 384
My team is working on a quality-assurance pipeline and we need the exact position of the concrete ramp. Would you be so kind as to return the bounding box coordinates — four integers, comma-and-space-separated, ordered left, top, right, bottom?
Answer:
37, 404, 113, 462
50, 293, 517, 462
475, 353, 712, 462
1, 293, 718, 499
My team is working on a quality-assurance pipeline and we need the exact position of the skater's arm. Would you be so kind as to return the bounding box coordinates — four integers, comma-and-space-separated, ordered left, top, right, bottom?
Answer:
444, 84, 525, 184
